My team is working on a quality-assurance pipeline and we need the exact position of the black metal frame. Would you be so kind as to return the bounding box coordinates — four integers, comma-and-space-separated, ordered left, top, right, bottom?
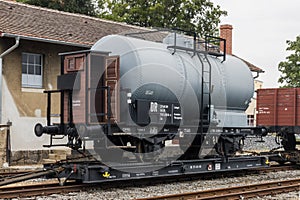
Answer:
205, 35, 226, 62
42, 85, 112, 148
44, 156, 269, 184
125, 28, 226, 62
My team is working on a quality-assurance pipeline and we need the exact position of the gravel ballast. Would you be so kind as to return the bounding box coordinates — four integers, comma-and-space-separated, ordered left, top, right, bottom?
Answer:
32, 169, 300, 200
16, 135, 300, 200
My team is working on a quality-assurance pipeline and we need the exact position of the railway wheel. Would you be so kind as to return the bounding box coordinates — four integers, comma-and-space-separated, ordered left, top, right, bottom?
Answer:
178, 134, 202, 159
281, 132, 296, 151
132, 139, 164, 162
215, 136, 243, 157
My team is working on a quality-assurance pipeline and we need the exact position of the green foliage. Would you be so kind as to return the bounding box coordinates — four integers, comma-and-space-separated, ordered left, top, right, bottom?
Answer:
97, 0, 227, 37
278, 36, 300, 87
16, 0, 96, 16
17, 0, 226, 37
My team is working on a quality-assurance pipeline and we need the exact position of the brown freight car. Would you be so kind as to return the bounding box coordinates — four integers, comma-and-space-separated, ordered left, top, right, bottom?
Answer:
61, 51, 120, 125
36, 50, 120, 150
256, 88, 300, 150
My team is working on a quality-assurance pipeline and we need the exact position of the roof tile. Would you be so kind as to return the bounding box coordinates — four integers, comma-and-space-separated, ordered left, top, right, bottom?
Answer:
0, 0, 142, 47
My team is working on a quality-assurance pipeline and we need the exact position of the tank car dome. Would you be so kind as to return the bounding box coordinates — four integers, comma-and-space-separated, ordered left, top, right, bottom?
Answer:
214, 55, 254, 110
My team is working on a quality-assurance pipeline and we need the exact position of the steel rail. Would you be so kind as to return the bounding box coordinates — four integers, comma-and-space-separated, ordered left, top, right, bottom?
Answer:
249, 164, 298, 173
0, 170, 35, 178
0, 182, 95, 199
0, 168, 62, 187
135, 178, 300, 200
0, 164, 296, 199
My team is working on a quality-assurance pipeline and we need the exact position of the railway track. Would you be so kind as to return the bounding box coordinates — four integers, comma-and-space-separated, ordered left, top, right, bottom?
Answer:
0, 168, 62, 187
0, 164, 297, 199
0, 170, 35, 178
250, 164, 299, 173
136, 178, 300, 200
0, 182, 96, 199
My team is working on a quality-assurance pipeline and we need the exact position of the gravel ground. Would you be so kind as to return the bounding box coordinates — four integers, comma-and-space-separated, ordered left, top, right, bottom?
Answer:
22, 169, 298, 200
244, 135, 280, 152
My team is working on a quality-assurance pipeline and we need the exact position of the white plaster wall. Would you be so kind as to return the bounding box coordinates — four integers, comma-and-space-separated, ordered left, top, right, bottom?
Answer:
2, 78, 63, 150
245, 80, 263, 126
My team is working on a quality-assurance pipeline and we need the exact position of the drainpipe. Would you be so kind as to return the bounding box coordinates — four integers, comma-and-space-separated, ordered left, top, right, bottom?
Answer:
0, 36, 20, 123
253, 71, 260, 79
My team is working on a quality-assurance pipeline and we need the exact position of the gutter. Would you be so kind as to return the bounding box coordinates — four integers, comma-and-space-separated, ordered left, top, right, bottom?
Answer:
2, 33, 91, 48
0, 36, 20, 123
253, 71, 260, 79
253, 69, 265, 79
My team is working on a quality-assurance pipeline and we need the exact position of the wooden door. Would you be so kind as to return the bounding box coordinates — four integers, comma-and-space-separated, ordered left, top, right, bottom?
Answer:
104, 56, 120, 122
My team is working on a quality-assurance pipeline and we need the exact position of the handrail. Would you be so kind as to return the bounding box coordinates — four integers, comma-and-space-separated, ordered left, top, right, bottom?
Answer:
124, 28, 226, 61
205, 35, 226, 62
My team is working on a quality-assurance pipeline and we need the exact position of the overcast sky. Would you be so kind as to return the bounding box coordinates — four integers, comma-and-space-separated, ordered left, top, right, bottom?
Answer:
211, 0, 300, 88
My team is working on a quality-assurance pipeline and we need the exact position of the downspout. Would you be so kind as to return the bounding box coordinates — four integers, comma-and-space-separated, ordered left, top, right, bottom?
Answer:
253, 71, 260, 79
0, 36, 20, 123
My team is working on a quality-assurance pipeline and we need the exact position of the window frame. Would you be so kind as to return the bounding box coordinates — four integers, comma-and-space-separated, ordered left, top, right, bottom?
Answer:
21, 52, 43, 88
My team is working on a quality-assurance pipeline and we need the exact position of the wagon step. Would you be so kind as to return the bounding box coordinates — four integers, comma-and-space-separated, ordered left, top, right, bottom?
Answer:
112, 132, 132, 135
107, 145, 136, 149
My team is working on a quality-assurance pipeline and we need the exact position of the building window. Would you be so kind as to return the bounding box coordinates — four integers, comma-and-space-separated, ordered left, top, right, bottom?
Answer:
247, 115, 255, 126
22, 53, 43, 88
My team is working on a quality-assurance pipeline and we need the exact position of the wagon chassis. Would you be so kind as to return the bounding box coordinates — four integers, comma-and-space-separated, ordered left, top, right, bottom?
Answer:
44, 155, 269, 184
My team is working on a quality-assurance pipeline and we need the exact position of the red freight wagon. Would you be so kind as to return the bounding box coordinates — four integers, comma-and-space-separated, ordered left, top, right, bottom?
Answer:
256, 88, 300, 150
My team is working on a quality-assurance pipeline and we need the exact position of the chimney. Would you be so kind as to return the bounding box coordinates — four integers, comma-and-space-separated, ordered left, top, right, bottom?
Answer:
220, 24, 233, 55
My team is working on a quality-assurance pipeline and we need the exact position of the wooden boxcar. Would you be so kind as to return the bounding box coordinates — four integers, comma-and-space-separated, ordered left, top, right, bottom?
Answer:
256, 88, 300, 150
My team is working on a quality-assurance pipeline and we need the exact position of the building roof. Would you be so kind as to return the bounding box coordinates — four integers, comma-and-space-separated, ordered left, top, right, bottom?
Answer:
0, 0, 143, 47
0, 0, 263, 72
233, 55, 265, 73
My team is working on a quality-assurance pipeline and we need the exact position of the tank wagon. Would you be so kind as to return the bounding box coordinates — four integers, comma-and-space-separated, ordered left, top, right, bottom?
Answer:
34, 31, 269, 183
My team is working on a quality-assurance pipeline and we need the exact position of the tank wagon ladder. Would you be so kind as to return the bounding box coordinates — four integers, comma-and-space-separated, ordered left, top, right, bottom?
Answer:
171, 31, 212, 128
198, 35, 227, 129
196, 52, 212, 131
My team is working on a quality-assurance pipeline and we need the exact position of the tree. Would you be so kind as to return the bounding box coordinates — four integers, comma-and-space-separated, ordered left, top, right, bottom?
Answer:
16, 0, 96, 16
278, 36, 300, 87
97, 0, 227, 37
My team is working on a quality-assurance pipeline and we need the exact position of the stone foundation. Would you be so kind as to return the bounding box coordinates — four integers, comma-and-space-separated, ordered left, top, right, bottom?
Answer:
9, 149, 71, 166
0, 125, 9, 167
9, 150, 50, 165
